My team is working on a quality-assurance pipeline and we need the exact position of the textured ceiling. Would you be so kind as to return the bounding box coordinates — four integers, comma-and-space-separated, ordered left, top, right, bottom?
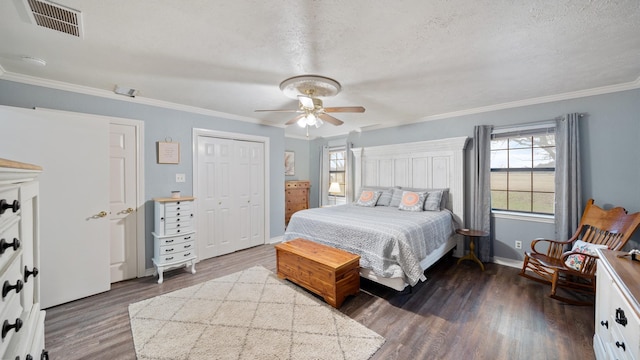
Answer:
1, 1, 639, 138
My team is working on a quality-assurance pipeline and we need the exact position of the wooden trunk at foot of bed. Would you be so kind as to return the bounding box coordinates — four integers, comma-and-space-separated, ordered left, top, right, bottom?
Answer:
275, 238, 360, 308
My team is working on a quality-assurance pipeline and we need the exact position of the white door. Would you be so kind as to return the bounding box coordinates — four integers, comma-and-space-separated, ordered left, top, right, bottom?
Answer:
198, 136, 235, 258
196, 136, 265, 259
242, 141, 265, 247
109, 123, 138, 282
0, 106, 110, 308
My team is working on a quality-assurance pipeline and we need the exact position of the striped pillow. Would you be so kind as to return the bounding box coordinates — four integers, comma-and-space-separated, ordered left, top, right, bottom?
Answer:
423, 190, 443, 211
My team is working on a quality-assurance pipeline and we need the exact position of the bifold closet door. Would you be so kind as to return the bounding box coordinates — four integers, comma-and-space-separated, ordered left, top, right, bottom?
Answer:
235, 140, 265, 249
197, 136, 264, 260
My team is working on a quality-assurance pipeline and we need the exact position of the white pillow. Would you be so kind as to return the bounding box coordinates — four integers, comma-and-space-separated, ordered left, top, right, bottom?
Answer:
564, 240, 608, 271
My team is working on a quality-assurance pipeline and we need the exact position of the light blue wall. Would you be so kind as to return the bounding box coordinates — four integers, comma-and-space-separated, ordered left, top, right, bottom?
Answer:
284, 137, 311, 182
0, 79, 286, 269
313, 88, 640, 260
2, 78, 638, 264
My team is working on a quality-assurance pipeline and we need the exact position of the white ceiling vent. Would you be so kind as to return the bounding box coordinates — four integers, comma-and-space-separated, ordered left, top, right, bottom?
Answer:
23, 0, 83, 38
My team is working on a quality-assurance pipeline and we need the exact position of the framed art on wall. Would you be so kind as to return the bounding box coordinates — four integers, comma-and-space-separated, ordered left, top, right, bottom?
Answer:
285, 151, 295, 176
157, 141, 180, 164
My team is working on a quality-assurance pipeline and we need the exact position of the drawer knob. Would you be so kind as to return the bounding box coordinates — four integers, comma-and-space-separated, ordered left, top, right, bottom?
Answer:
3, 279, 23, 298
600, 320, 608, 329
2, 318, 23, 339
0, 199, 20, 215
41, 349, 50, 360
616, 341, 626, 351
24, 266, 39, 283
0, 237, 20, 254
615, 308, 628, 326
27, 354, 34, 360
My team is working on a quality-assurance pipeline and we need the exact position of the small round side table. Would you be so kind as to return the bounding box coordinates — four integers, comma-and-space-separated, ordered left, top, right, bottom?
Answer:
456, 228, 489, 271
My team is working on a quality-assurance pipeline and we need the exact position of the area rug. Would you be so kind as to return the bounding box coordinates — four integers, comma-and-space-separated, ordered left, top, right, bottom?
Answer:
128, 266, 385, 360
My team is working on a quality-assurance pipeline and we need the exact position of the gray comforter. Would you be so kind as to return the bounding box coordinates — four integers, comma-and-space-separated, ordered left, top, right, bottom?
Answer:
283, 205, 455, 286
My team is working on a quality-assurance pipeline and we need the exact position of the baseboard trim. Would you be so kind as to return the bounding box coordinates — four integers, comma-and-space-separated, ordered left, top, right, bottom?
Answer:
268, 235, 283, 244
492, 256, 524, 269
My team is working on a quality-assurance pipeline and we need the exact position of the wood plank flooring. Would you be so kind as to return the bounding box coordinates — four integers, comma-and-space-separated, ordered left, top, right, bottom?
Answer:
44, 244, 595, 360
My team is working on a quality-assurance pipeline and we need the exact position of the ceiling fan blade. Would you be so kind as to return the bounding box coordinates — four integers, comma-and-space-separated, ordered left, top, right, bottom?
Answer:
255, 109, 300, 113
284, 114, 306, 126
298, 95, 315, 110
318, 113, 344, 126
324, 106, 366, 113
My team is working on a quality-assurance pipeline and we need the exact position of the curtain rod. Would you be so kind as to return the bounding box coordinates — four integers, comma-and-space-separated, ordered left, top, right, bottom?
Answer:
492, 113, 586, 133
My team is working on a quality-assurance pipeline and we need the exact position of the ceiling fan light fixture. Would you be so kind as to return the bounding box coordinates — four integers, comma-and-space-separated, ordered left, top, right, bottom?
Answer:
280, 75, 341, 99
297, 117, 307, 128
305, 113, 317, 125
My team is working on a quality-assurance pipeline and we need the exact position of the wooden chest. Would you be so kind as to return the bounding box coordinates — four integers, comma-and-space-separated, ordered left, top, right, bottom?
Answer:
275, 238, 360, 308
285, 180, 310, 225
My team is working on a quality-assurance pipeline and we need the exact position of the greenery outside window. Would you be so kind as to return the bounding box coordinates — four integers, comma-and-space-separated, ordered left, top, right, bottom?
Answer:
490, 126, 556, 215
329, 149, 346, 197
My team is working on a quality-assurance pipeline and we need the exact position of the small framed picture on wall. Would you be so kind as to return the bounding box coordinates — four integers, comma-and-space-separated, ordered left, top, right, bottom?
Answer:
285, 151, 295, 176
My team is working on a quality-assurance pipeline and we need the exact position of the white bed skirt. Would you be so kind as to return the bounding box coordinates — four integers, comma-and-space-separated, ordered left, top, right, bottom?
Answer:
358, 234, 458, 291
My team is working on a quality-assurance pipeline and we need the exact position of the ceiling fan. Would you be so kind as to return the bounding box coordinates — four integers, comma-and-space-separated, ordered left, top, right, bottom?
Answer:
255, 75, 365, 129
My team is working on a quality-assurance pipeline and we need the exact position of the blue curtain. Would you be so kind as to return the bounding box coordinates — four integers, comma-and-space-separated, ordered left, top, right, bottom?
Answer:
554, 113, 582, 240
471, 125, 493, 262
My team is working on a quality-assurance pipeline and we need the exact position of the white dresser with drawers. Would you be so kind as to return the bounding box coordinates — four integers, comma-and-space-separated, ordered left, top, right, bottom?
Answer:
152, 197, 196, 284
594, 249, 640, 360
0, 159, 48, 360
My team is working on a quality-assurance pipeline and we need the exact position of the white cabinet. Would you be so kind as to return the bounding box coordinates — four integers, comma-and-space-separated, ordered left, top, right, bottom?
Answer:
594, 249, 640, 360
152, 197, 196, 284
0, 159, 47, 360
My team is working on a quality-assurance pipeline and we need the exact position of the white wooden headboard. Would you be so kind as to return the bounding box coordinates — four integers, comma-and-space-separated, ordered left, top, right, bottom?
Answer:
351, 136, 469, 227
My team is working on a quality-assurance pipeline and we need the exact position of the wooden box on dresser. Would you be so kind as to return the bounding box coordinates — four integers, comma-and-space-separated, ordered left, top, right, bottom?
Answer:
152, 197, 196, 284
594, 249, 640, 360
0, 159, 47, 360
285, 181, 310, 226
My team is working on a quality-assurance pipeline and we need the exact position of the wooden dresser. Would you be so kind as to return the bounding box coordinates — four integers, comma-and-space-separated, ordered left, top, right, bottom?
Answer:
594, 249, 640, 360
285, 180, 310, 225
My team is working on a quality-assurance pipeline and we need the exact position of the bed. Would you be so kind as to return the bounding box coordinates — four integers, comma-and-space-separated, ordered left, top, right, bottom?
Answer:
284, 136, 469, 291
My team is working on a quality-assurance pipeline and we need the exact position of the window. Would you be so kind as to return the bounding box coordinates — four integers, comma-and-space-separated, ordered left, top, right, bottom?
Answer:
329, 149, 346, 198
490, 126, 556, 215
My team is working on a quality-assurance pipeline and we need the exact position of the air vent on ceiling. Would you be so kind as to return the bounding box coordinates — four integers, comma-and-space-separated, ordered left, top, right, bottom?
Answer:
23, 0, 83, 38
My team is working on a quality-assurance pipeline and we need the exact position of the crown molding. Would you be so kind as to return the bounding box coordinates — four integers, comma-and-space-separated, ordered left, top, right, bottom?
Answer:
2, 70, 638, 139
0, 71, 266, 125
415, 76, 640, 123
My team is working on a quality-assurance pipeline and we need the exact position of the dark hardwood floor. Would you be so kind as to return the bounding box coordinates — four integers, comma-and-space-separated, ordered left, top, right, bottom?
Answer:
44, 244, 595, 360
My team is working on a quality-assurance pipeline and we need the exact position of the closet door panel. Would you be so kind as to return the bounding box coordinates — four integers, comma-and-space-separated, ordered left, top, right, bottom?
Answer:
196, 135, 265, 259
249, 142, 264, 246
235, 142, 251, 248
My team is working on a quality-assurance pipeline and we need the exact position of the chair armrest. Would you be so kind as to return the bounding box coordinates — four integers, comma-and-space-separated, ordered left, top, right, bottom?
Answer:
530, 238, 573, 258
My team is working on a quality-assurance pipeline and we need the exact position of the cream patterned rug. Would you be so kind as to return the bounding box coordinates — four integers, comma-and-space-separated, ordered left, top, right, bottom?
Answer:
128, 266, 385, 360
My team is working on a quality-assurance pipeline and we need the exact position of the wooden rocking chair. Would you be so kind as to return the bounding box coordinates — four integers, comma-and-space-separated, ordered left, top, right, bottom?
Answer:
519, 199, 640, 305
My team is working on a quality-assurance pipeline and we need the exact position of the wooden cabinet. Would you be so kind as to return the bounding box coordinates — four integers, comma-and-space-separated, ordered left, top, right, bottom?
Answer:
0, 159, 47, 360
594, 249, 640, 360
152, 197, 196, 284
285, 181, 310, 225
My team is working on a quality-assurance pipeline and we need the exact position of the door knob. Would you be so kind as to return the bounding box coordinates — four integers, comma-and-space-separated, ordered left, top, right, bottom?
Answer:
97, 211, 107, 218
126, 208, 134, 214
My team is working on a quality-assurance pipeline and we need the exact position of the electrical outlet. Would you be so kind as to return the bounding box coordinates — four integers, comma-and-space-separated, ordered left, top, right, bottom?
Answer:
515, 240, 522, 249
176, 173, 186, 183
